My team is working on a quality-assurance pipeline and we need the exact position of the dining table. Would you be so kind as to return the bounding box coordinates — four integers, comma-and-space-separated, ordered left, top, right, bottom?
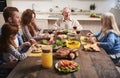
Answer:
7, 30, 120, 78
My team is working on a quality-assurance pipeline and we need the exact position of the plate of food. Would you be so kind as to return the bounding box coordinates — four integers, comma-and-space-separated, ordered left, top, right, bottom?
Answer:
31, 44, 42, 53
80, 36, 97, 45
54, 47, 79, 60
66, 40, 80, 49
80, 36, 90, 45
55, 60, 80, 73
83, 43, 100, 52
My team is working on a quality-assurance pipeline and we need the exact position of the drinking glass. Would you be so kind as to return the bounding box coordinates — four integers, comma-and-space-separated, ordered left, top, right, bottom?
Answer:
72, 26, 77, 34
56, 30, 62, 35
76, 30, 80, 34
48, 30, 53, 34
73, 26, 77, 30
41, 46, 53, 68
76, 30, 81, 40
46, 37, 50, 41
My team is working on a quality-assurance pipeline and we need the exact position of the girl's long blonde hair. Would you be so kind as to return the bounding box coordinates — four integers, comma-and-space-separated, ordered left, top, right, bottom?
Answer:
101, 12, 120, 36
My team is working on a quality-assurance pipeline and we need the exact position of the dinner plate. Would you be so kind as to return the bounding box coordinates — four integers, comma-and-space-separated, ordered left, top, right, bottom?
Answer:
55, 60, 80, 73
30, 44, 42, 53
80, 36, 89, 45
66, 40, 80, 49
28, 52, 42, 57
31, 48, 42, 53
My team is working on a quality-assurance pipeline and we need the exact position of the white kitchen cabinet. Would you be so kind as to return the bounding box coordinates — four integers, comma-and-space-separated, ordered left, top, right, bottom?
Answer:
35, 19, 48, 29
78, 20, 101, 33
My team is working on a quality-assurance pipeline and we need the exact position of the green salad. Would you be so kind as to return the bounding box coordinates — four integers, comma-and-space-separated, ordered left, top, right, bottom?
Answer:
57, 66, 80, 73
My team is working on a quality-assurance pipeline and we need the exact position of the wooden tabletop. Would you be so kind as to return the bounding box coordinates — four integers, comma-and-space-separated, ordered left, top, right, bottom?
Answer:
7, 30, 120, 78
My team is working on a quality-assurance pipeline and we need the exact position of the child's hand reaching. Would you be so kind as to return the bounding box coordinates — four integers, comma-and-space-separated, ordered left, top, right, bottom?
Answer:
89, 36, 97, 44
86, 32, 94, 37
29, 39, 37, 45
23, 42, 31, 46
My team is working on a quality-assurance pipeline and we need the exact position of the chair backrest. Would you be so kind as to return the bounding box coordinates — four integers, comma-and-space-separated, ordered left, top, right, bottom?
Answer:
0, 53, 4, 65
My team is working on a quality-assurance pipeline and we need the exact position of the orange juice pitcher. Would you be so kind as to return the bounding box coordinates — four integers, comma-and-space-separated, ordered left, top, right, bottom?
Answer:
41, 48, 53, 68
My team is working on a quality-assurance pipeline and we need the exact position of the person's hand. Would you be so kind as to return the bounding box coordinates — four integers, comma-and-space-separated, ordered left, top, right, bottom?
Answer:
89, 36, 96, 44
92, 42, 100, 47
96, 42, 100, 46
24, 42, 31, 46
29, 39, 37, 45
86, 32, 94, 37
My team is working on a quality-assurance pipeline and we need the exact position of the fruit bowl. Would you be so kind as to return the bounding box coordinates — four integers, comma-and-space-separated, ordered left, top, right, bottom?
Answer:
66, 40, 80, 49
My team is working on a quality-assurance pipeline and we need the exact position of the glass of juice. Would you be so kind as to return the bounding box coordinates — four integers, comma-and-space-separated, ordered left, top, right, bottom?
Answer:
41, 47, 53, 68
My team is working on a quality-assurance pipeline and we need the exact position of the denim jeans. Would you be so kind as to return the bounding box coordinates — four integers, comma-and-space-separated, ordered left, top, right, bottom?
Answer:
110, 54, 120, 64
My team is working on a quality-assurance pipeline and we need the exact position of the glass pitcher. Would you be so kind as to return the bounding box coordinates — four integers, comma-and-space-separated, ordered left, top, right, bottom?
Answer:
41, 47, 53, 68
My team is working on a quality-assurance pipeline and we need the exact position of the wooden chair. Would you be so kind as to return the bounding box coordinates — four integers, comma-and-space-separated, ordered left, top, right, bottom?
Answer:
0, 53, 18, 78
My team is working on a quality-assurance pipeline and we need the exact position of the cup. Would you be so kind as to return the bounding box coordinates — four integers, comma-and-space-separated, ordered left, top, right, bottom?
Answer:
56, 30, 62, 35
76, 30, 80, 34
48, 30, 53, 34
76, 30, 81, 40
73, 26, 77, 30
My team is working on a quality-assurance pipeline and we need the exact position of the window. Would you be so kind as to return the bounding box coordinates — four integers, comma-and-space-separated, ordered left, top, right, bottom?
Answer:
0, 0, 7, 12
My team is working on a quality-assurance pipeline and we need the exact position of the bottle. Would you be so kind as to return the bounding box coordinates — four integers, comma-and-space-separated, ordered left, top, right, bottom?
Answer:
41, 48, 53, 68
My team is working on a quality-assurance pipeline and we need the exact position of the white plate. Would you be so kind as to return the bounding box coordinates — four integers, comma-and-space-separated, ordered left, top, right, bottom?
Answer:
55, 61, 80, 73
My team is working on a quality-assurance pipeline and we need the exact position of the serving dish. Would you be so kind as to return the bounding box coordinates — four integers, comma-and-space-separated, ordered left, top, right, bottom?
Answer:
55, 60, 80, 73
66, 40, 80, 49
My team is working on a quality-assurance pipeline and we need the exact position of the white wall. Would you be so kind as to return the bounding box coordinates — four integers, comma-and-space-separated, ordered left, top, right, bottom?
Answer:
11, 0, 116, 13
0, 13, 4, 26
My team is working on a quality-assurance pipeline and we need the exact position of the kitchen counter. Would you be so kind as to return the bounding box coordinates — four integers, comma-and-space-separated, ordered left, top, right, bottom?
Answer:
36, 14, 101, 21
35, 11, 101, 21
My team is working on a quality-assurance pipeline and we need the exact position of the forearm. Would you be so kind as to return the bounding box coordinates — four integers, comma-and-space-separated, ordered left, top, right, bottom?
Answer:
99, 42, 114, 49
9, 45, 28, 60
94, 29, 102, 38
